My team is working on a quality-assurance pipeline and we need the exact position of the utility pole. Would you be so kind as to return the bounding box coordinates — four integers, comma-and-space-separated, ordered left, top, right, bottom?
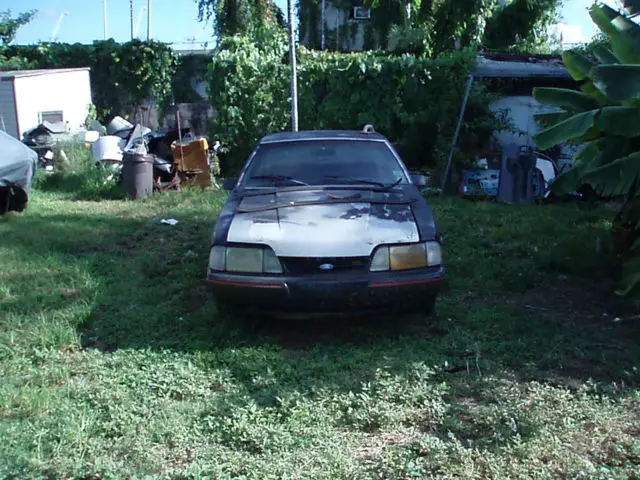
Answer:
287, 0, 299, 131
147, 0, 152, 40
130, 0, 134, 40
103, 0, 108, 39
321, 0, 325, 49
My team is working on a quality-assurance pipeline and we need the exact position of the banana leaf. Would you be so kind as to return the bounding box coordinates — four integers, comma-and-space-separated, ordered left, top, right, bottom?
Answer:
580, 81, 615, 106
596, 106, 640, 137
534, 111, 570, 127
583, 150, 640, 197
593, 45, 620, 65
574, 139, 606, 164
551, 137, 628, 194
533, 110, 598, 150
550, 162, 592, 195
592, 65, 640, 101
590, 4, 640, 64
533, 87, 600, 112
562, 50, 595, 81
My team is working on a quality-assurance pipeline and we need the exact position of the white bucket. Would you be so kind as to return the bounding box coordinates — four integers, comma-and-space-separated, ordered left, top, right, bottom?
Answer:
92, 135, 125, 163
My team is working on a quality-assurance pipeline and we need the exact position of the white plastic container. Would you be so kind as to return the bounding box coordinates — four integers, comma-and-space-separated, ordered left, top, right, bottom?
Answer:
92, 135, 125, 163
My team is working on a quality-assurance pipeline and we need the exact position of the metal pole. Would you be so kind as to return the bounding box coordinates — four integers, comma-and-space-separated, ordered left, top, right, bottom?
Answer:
130, 0, 134, 40
103, 0, 108, 39
147, 0, 151, 40
321, 0, 325, 50
440, 74, 474, 194
288, 0, 299, 131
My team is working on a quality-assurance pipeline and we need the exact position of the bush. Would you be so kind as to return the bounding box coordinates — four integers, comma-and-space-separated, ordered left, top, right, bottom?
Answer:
207, 32, 505, 176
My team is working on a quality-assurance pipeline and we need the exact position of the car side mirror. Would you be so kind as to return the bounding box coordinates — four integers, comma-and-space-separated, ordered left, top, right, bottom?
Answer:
410, 174, 429, 187
223, 178, 238, 191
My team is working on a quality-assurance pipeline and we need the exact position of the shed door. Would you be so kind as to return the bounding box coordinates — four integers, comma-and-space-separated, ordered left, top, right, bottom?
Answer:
0, 79, 19, 139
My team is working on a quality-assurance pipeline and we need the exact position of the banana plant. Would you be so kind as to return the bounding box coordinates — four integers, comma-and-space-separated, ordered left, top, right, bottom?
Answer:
532, 1, 640, 297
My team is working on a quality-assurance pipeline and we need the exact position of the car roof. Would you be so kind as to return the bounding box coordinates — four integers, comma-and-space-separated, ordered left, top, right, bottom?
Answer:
259, 130, 388, 144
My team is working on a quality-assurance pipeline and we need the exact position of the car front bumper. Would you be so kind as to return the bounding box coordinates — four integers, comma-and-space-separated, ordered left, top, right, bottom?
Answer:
206, 266, 444, 317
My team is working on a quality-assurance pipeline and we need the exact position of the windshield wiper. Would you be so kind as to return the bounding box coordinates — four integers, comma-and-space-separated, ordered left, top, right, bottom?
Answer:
323, 176, 385, 187
249, 175, 308, 186
324, 176, 403, 191
383, 177, 403, 190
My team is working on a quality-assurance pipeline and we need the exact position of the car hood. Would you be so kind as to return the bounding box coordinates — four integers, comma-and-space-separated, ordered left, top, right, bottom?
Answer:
225, 189, 420, 257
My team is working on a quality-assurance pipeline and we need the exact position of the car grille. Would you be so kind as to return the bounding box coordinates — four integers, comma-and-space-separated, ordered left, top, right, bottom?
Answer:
279, 256, 369, 275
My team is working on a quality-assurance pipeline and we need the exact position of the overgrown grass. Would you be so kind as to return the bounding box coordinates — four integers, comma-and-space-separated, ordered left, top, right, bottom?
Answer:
1, 183, 639, 478
32, 142, 124, 200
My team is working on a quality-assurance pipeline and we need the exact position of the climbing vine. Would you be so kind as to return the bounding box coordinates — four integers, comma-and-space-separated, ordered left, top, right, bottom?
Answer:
197, 0, 285, 38
297, 0, 562, 54
208, 32, 507, 175
173, 54, 213, 103
5, 40, 178, 121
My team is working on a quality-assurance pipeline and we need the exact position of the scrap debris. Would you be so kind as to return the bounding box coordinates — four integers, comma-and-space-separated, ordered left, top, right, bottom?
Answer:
21, 114, 222, 191
459, 145, 577, 203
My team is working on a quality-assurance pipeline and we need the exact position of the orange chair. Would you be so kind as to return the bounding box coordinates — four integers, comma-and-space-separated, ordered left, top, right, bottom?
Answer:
170, 138, 213, 188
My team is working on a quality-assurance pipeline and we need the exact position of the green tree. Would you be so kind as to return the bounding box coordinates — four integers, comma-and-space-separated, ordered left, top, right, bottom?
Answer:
0, 9, 36, 47
0, 9, 36, 69
306, 0, 562, 54
197, 0, 285, 38
532, 2, 640, 298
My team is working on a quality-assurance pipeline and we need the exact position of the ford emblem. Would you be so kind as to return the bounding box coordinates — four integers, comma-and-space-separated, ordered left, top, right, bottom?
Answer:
319, 263, 335, 271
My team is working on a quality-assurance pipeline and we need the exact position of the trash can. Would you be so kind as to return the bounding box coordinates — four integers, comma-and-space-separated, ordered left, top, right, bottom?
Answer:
122, 152, 154, 200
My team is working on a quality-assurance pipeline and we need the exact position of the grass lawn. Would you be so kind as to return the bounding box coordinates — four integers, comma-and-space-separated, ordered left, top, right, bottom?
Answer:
1, 185, 639, 479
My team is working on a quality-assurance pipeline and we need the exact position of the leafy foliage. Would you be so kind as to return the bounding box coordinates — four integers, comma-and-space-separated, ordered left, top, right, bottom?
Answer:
208, 32, 506, 175
0, 9, 35, 47
5, 40, 178, 121
0, 10, 36, 69
197, 0, 285, 38
482, 0, 561, 52
173, 54, 213, 103
299, 0, 561, 54
387, 24, 433, 56
207, 32, 292, 172
533, 3, 640, 297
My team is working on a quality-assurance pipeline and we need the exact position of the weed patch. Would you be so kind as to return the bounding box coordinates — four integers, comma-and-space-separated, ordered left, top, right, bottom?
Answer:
1, 191, 639, 479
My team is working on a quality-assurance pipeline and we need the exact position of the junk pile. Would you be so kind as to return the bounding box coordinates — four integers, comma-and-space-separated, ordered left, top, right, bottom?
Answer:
85, 115, 221, 198
22, 114, 221, 199
22, 121, 77, 171
459, 144, 575, 203
1, 130, 38, 214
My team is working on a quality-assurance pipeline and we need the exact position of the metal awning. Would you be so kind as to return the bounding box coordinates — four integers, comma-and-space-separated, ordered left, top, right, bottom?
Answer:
440, 56, 571, 191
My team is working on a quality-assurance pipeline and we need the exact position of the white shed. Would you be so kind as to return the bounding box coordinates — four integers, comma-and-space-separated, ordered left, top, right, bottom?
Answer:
0, 68, 92, 140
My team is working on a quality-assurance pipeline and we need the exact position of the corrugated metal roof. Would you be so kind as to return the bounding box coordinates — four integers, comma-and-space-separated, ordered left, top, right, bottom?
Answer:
473, 56, 570, 78
0, 67, 90, 79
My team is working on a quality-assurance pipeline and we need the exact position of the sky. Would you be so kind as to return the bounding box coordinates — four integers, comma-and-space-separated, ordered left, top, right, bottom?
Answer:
1, 0, 618, 49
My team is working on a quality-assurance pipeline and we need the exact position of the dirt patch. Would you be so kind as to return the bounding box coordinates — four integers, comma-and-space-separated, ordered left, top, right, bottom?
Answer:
351, 430, 419, 461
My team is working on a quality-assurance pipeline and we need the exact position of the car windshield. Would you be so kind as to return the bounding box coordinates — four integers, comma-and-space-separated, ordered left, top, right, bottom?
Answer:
241, 139, 408, 188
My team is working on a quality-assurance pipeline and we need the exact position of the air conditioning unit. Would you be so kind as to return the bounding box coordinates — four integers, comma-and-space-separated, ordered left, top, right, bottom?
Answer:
352, 6, 371, 20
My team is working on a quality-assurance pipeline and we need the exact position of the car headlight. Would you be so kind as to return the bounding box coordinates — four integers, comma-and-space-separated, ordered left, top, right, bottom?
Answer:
208, 246, 283, 274
370, 241, 442, 272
